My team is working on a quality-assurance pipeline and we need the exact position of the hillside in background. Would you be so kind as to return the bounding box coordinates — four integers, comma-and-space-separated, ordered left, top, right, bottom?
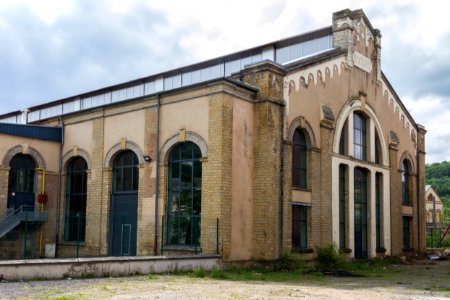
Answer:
426, 161, 450, 221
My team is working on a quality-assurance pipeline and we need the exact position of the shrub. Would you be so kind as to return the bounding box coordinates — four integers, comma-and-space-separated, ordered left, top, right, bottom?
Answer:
280, 252, 306, 272
192, 267, 206, 278
315, 244, 346, 271
210, 267, 228, 279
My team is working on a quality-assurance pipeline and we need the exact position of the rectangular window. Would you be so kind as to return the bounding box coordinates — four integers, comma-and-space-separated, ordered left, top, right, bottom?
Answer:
339, 165, 346, 249
402, 216, 411, 250
292, 205, 308, 249
353, 113, 367, 160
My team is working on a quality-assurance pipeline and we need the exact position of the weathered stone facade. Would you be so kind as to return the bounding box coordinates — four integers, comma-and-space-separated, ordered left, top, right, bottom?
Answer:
0, 9, 426, 261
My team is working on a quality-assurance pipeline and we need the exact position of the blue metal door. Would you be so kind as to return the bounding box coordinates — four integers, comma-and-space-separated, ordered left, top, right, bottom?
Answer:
109, 192, 138, 256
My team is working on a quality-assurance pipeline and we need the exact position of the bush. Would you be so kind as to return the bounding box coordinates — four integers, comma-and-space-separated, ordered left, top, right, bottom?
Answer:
210, 267, 228, 279
192, 267, 206, 278
280, 252, 306, 272
315, 244, 346, 271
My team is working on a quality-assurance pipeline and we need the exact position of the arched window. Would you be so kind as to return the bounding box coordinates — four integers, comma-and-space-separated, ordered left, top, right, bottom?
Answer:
167, 142, 202, 246
292, 129, 307, 189
113, 150, 139, 192
401, 160, 410, 205
8, 154, 36, 211
353, 112, 367, 160
64, 157, 88, 242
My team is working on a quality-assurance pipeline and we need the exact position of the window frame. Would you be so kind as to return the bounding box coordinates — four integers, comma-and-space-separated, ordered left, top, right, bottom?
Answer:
353, 112, 367, 161
167, 142, 202, 247
64, 156, 88, 242
292, 128, 308, 189
292, 205, 308, 250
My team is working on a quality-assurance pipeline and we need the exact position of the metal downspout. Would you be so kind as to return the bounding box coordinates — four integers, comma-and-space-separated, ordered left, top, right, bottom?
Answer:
55, 117, 64, 257
154, 94, 161, 255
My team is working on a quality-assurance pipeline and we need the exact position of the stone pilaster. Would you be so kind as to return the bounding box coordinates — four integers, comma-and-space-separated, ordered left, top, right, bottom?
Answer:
416, 125, 427, 253
203, 93, 233, 257
241, 61, 285, 260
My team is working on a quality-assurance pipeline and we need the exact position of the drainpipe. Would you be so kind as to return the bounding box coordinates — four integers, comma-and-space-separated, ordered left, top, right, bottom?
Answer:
55, 117, 64, 257
154, 94, 161, 255
279, 102, 285, 257
35, 168, 46, 257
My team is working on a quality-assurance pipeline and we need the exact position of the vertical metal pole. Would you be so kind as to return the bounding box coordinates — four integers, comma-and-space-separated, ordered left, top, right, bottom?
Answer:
160, 215, 164, 256
194, 217, 197, 254
23, 209, 29, 259
76, 212, 81, 258
120, 213, 126, 256
216, 218, 219, 254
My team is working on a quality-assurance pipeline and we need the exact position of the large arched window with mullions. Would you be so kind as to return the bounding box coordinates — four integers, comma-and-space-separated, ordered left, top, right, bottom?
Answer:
167, 142, 202, 246
292, 129, 307, 189
64, 157, 88, 242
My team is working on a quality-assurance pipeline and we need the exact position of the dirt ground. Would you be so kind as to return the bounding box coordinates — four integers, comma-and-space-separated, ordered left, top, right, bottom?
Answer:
1, 260, 449, 300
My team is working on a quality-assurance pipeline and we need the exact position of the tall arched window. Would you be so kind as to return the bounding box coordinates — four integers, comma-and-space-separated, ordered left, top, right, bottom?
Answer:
292, 129, 307, 189
8, 154, 36, 210
64, 157, 87, 242
402, 160, 410, 204
167, 142, 202, 246
353, 112, 367, 160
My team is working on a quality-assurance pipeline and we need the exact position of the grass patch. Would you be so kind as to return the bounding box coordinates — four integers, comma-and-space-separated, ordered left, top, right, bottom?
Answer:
146, 273, 158, 280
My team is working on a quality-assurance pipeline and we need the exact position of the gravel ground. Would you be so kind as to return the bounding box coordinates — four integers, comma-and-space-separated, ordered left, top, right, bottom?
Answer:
0, 260, 449, 300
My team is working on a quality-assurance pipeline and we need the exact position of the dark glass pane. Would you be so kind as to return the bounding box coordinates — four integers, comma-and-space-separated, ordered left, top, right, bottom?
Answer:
114, 168, 122, 192
168, 215, 179, 244
171, 162, 180, 179
122, 151, 133, 166
194, 161, 202, 188
180, 190, 191, 214
133, 165, 139, 191
65, 157, 88, 242
10, 154, 35, 169
193, 189, 201, 214
181, 142, 193, 160
168, 191, 179, 213
113, 151, 138, 192
339, 165, 346, 249
170, 146, 180, 161
181, 162, 193, 187
193, 145, 202, 159
354, 168, 368, 259
179, 216, 191, 245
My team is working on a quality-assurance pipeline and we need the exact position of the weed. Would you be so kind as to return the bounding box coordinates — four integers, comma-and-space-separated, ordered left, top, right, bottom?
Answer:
147, 273, 158, 280
210, 267, 228, 279
279, 252, 306, 272
315, 244, 347, 271
192, 267, 206, 278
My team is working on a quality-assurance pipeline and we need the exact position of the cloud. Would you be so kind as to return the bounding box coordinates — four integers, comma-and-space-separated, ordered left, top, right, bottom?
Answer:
0, 0, 449, 163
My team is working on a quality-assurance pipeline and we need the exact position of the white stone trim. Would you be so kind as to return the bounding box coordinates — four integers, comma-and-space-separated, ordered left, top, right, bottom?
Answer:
333, 99, 388, 166
2, 145, 46, 169
62, 148, 92, 170
104, 140, 145, 167
332, 155, 391, 258
160, 131, 208, 162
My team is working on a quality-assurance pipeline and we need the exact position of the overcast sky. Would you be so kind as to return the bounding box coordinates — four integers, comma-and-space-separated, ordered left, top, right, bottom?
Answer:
0, 0, 449, 163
